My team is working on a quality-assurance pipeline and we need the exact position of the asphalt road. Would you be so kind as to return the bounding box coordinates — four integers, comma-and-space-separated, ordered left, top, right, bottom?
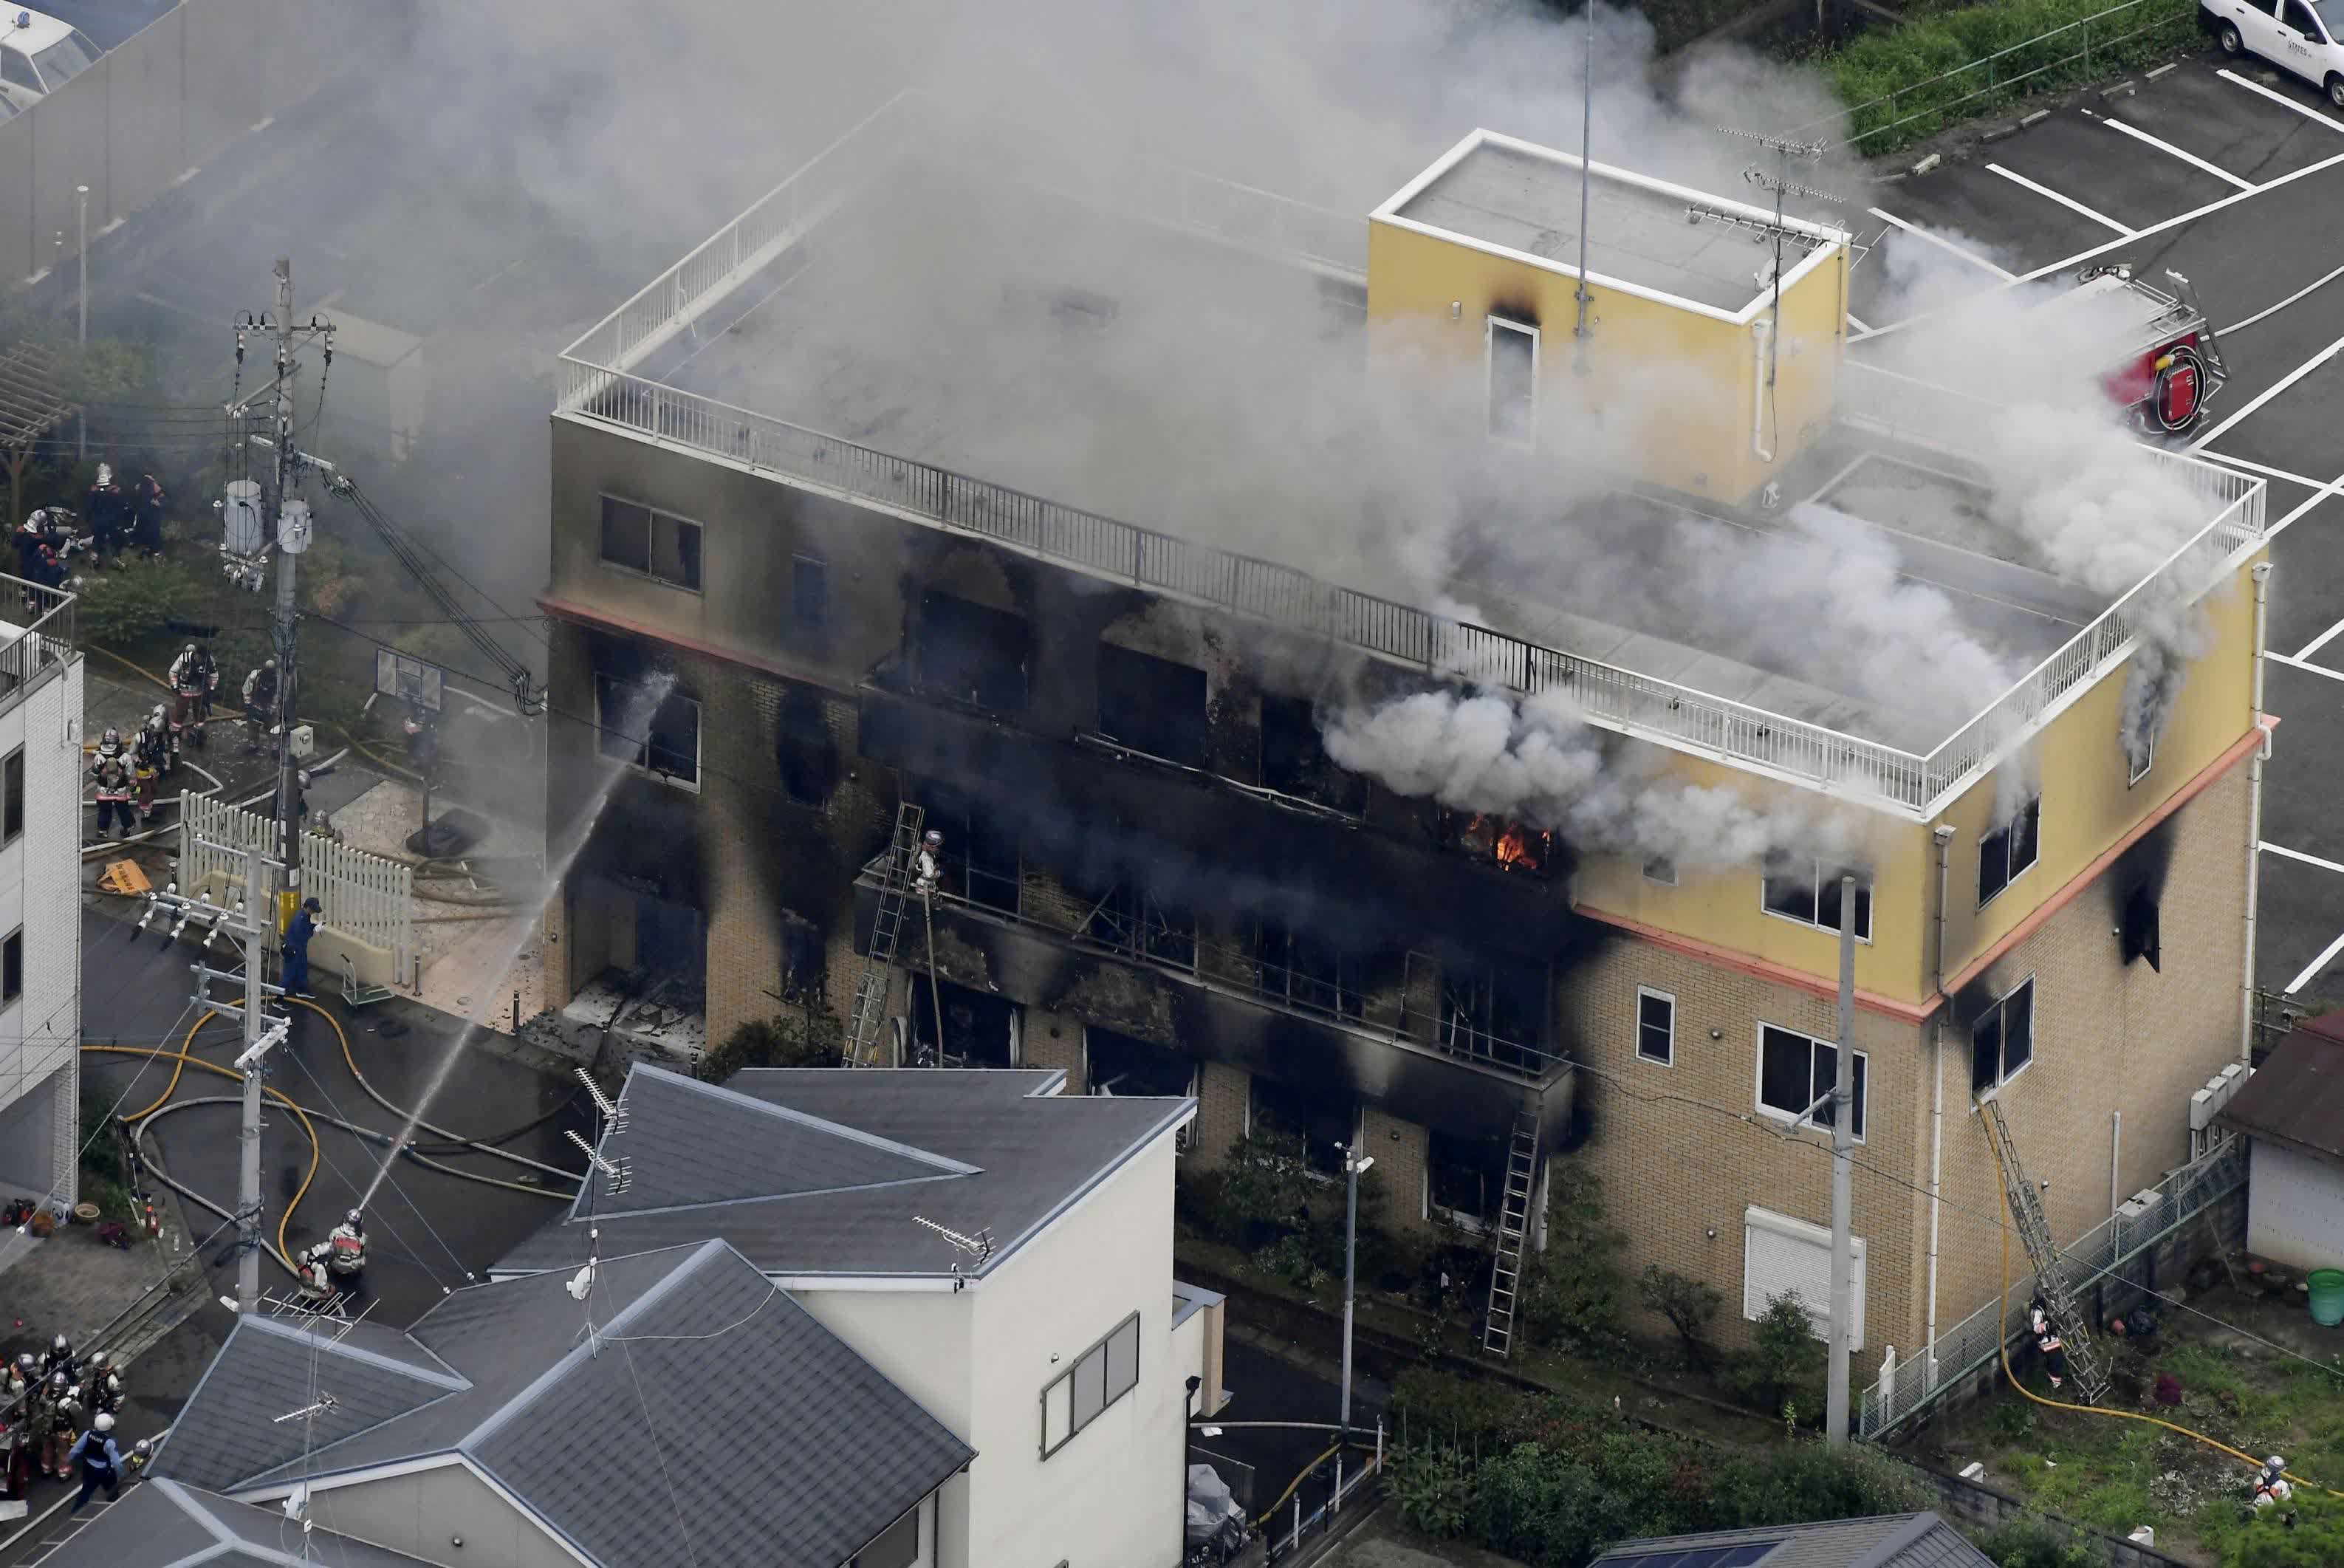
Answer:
1848, 45, 2344, 1001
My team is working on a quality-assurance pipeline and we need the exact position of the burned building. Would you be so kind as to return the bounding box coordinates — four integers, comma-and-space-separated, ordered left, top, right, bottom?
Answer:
540, 97, 2272, 1375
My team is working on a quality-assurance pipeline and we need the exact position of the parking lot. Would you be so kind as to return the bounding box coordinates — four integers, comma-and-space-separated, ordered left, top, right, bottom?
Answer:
1846, 47, 2344, 999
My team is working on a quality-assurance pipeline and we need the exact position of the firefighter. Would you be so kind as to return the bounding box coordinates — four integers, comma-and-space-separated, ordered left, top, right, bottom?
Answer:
128, 470, 165, 558
84, 1352, 122, 1417
241, 659, 278, 753
123, 1437, 152, 1483
168, 642, 218, 752
402, 702, 438, 778
91, 738, 135, 840
38, 1373, 80, 1479
2027, 1296, 2069, 1391
132, 708, 168, 822
323, 1208, 365, 1281
2, 1352, 27, 1407
85, 465, 128, 561
914, 829, 944, 894
295, 1244, 337, 1309
2252, 1456, 2293, 1510
66, 1411, 123, 1513
39, 1334, 75, 1384
284, 897, 320, 999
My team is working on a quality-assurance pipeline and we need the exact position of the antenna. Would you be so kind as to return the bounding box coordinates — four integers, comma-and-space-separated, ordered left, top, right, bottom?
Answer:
272, 1392, 338, 1425
1711, 121, 1847, 456
566, 1129, 630, 1196
912, 1215, 995, 1260
575, 1067, 627, 1134
1716, 124, 1828, 161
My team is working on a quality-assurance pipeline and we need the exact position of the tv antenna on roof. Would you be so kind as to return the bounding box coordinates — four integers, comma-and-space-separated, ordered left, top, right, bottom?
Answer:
913, 1216, 995, 1292
272, 1392, 338, 1425
566, 1130, 630, 1196
1708, 122, 1846, 466
576, 1067, 628, 1134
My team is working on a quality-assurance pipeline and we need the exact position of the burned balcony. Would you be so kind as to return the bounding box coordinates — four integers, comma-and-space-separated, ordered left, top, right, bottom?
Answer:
1439, 807, 1554, 878
914, 589, 1030, 713
1094, 642, 1209, 770
1259, 695, 1366, 817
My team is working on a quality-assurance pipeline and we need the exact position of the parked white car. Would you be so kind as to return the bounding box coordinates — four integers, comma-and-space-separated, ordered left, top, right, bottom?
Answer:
2207, 0, 2344, 106
0, 8, 97, 112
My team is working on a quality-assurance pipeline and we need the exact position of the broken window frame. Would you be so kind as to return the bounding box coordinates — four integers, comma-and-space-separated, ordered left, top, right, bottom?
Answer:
1970, 976, 2035, 1095
1642, 856, 1677, 887
2128, 722, 2158, 787
790, 554, 829, 631
915, 590, 1032, 714
1439, 807, 1555, 877
1426, 1129, 1510, 1228
775, 684, 837, 807
1082, 883, 1196, 971
1258, 694, 1367, 815
593, 672, 700, 790
1761, 860, 1873, 943
1977, 796, 2041, 909
1085, 1027, 1198, 1149
1487, 315, 1538, 448
911, 979, 1020, 1069
1248, 917, 1363, 1023
597, 495, 702, 593
1436, 959, 1549, 1071
1094, 640, 1211, 770
1247, 1077, 1356, 1179
1755, 1024, 1868, 1143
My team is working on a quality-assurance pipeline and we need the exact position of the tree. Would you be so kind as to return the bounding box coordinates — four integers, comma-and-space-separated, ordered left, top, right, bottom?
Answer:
1726, 1292, 1827, 1423
1638, 1264, 1722, 1366
1517, 1161, 1627, 1349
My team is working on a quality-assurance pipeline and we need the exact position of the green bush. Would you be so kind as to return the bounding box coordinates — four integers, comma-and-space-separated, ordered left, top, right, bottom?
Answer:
1388, 1442, 1476, 1538
1213, 1129, 1394, 1291
1724, 1292, 1828, 1425
1516, 1162, 1627, 1352
1820, 0, 2200, 155
2227, 1501, 2344, 1567
1639, 1264, 1723, 1366
1975, 1516, 2097, 1568
695, 1008, 843, 1081
72, 556, 208, 647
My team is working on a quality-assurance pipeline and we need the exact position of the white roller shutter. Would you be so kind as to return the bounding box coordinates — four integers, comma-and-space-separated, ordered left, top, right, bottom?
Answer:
2246, 1143, 2344, 1272
1744, 1205, 1865, 1352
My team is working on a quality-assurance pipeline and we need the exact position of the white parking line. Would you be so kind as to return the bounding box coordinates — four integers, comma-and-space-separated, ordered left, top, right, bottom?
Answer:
2095, 114, 2255, 191
1847, 312, 1873, 333
2263, 841, 2344, 874
2189, 324, 2344, 449
2286, 928, 2344, 995
2297, 617, 2344, 661
1865, 208, 2016, 280
2218, 66, 2344, 130
2267, 466, 2344, 541
2199, 452, 2327, 489
1986, 162, 2136, 235
2270, 651, 2344, 681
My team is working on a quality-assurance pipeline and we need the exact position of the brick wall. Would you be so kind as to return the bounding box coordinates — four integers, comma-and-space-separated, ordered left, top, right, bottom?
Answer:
1023, 1006, 1086, 1084
1360, 1103, 1430, 1232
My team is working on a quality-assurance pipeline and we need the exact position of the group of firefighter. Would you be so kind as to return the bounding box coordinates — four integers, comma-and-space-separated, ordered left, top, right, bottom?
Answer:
9, 465, 165, 603
88, 640, 281, 840
0, 1335, 143, 1515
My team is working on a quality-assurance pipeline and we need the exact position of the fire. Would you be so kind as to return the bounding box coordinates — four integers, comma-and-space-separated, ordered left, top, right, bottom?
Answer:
1450, 810, 1550, 874
1494, 823, 1545, 870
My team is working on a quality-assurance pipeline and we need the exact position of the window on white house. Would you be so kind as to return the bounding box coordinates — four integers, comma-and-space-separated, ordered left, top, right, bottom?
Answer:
1636, 987, 1675, 1066
598, 497, 702, 592
1487, 317, 1538, 445
1970, 977, 2035, 1095
1642, 856, 1677, 886
1041, 1312, 1142, 1458
847, 1504, 919, 1568
594, 673, 699, 788
1978, 797, 2040, 907
1755, 1024, 1867, 1140
1762, 860, 1872, 941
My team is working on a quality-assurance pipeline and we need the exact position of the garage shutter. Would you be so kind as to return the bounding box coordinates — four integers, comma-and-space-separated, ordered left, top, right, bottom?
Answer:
1744, 1205, 1865, 1352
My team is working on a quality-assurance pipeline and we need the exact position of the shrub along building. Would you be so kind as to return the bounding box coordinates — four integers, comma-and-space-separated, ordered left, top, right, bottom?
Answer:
538, 95, 2273, 1376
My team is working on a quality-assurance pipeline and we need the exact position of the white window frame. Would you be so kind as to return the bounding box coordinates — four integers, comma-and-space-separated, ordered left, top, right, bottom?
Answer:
597, 493, 704, 594
594, 674, 702, 793
1760, 860, 1873, 944
1635, 987, 1676, 1067
1744, 1205, 1865, 1349
2128, 723, 2157, 787
1752, 1023, 1867, 1144
1970, 973, 2036, 1095
1485, 316, 1539, 448
1040, 1312, 1142, 1459
1977, 795, 2041, 910
1642, 855, 1677, 887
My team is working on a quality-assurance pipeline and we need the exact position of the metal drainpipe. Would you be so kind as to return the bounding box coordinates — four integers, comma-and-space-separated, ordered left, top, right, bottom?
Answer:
2241, 561, 2273, 1064
1750, 321, 1775, 461
1923, 821, 1956, 1391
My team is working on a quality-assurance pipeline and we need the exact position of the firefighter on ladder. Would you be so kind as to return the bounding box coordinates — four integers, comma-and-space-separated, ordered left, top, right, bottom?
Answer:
2027, 1295, 2069, 1391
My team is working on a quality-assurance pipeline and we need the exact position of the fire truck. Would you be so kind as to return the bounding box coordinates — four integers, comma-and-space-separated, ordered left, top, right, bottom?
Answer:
2061, 262, 2228, 438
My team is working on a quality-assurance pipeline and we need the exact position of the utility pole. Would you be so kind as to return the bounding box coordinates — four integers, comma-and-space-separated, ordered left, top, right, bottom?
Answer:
1338, 1144, 1374, 1441
1827, 872, 1857, 1445
1572, 0, 1594, 350
267, 260, 306, 905
235, 846, 269, 1310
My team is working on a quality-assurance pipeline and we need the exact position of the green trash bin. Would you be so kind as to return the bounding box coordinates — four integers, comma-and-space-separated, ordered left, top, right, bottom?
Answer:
2310, 1268, 2344, 1328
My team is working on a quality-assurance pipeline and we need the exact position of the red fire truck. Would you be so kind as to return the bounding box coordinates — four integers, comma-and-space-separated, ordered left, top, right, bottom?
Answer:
2064, 263, 2228, 438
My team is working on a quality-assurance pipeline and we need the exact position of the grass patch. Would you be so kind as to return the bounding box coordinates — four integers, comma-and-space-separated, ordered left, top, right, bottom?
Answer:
1816, 0, 2201, 155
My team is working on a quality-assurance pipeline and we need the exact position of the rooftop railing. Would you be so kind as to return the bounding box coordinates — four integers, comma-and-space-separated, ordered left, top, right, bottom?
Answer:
0, 575, 75, 722
558, 111, 2266, 819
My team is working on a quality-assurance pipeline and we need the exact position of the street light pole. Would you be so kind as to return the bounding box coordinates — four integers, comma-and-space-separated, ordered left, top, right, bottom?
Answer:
1339, 1146, 1374, 1441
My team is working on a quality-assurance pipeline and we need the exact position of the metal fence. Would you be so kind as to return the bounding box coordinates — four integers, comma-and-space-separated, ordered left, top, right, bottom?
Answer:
0, 0, 323, 286
0, 573, 75, 722
1860, 1137, 2248, 1439
179, 792, 414, 982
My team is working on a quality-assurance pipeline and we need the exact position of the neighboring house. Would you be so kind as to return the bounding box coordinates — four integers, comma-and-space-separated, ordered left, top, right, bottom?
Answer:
2215, 1014, 2344, 1270
143, 1239, 973, 1568
540, 88, 2269, 1373
30, 1474, 440, 1567
0, 576, 80, 1216
1587, 1512, 1995, 1568
489, 1063, 1217, 1568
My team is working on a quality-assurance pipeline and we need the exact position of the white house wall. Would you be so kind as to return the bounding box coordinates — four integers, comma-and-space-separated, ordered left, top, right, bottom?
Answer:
0, 654, 83, 1205
2246, 1141, 2344, 1273
301, 1463, 586, 1568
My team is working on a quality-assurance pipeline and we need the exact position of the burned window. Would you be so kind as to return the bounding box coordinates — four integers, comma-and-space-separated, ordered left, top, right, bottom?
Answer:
1086, 1027, 1196, 1099
911, 979, 1018, 1069
1439, 959, 1548, 1069
1096, 642, 1209, 768
1248, 1076, 1354, 1178
594, 671, 699, 787
1970, 977, 2035, 1094
791, 555, 828, 631
917, 591, 1029, 713
1978, 797, 2040, 908
1084, 883, 1196, 970
1643, 856, 1677, 886
1260, 695, 1365, 813
2122, 884, 2162, 971
1428, 1130, 1509, 1224
1440, 809, 1554, 876
914, 789, 1021, 914
1764, 859, 1872, 941
777, 911, 823, 1006
1487, 317, 1538, 445
1251, 917, 1362, 1021
776, 685, 837, 807
599, 496, 702, 592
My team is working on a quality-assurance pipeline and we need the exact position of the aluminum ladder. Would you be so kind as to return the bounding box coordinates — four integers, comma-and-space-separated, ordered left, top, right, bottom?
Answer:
843, 804, 925, 1068
1481, 1109, 1540, 1358
1981, 1094, 2110, 1403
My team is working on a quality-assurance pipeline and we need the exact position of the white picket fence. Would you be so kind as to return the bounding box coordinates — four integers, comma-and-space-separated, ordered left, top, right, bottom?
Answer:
178, 792, 414, 985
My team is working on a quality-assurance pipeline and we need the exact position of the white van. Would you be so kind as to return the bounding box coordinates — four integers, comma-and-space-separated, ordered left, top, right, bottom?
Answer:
0, 8, 97, 112
2206, 0, 2344, 106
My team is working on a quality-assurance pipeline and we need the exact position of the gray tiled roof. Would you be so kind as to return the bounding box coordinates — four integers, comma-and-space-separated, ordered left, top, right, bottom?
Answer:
1589, 1512, 1995, 1568
27, 1478, 436, 1567
580, 1065, 970, 1215
151, 1315, 465, 1493
171, 1242, 970, 1568
495, 1065, 1192, 1281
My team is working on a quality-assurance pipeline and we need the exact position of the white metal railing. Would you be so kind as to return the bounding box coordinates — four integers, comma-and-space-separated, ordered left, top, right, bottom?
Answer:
179, 793, 414, 983
1860, 1137, 2247, 1438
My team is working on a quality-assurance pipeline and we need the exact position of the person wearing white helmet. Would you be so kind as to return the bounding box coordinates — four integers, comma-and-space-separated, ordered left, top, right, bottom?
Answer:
39, 1333, 74, 1383
914, 828, 945, 894
323, 1208, 366, 1278
66, 1409, 123, 1513
2252, 1455, 2292, 1508
86, 1350, 122, 1416
90, 730, 136, 840
168, 640, 219, 753
84, 463, 127, 562
241, 658, 279, 754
